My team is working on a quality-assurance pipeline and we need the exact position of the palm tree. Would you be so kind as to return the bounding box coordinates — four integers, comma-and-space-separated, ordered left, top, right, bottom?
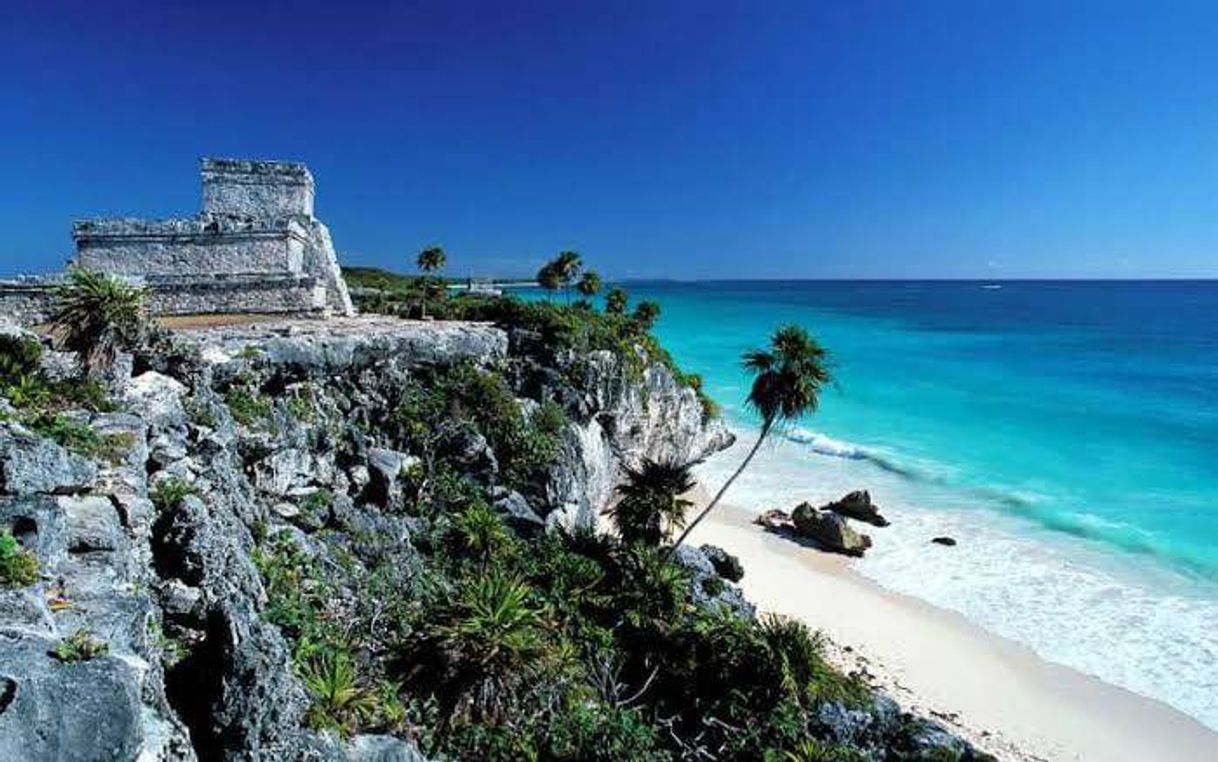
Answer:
669, 325, 831, 553
536, 251, 582, 303
631, 300, 661, 331
606, 458, 697, 547
605, 286, 628, 315
49, 269, 148, 377
416, 245, 446, 318
536, 261, 563, 300
575, 270, 602, 308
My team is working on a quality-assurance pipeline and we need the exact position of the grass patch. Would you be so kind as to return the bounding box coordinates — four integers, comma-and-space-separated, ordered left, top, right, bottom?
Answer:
150, 477, 197, 513
224, 386, 272, 426
53, 628, 109, 662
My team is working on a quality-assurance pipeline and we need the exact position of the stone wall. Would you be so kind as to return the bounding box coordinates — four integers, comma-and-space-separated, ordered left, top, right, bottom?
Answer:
146, 275, 324, 316
72, 218, 308, 278
0, 275, 325, 327
0, 282, 56, 326
201, 158, 314, 218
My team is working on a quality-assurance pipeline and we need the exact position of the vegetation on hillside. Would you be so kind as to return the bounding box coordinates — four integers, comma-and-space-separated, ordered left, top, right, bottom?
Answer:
229, 294, 978, 760
343, 263, 720, 419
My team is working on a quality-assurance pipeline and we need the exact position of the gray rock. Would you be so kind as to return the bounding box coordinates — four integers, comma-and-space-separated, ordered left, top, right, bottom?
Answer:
492, 488, 544, 533
365, 447, 415, 508
62, 495, 125, 552
823, 489, 889, 527
700, 543, 744, 582
0, 426, 97, 496
0, 495, 70, 568
0, 631, 144, 762
791, 502, 872, 557
817, 700, 877, 746
208, 602, 311, 757
347, 734, 429, 762
442, 430, 497, 482
672, 544, 715, 576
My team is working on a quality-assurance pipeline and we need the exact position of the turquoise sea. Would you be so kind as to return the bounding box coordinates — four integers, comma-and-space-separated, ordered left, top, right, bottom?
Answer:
625, 281, 1217, 729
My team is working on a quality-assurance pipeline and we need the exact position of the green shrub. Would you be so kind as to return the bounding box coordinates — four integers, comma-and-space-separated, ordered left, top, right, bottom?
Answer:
0, 335, 43, 386
225, 386, 272, 425
775, 738, 870, 762
0, 529, 39, 587
448, 501, 513, 562
150, 477, 197, 514
98, 431, 138, 464
28, 413, 100, 455
53, 628, 109, 662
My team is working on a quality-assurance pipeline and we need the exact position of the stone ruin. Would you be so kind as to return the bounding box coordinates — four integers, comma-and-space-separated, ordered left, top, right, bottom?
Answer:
0, 158, 354, 324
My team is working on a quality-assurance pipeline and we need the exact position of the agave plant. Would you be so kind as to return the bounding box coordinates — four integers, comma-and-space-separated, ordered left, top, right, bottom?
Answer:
436, 572, 549, 720
298, 650, 378, 736
49, 269, 148, 377
606, 458, 697, 547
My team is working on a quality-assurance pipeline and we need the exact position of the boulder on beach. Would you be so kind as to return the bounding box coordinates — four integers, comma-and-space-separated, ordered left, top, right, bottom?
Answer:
824, 490, 889, 527
791, 501, 872, 557
755, 508, 794, 531
700, 543, 745, 582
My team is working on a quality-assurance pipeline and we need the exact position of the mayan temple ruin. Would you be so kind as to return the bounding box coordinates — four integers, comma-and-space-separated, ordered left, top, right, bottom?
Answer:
0, 158, 354, 324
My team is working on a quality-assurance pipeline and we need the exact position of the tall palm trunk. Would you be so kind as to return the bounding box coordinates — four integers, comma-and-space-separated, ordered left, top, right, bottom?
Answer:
668, 418, 773, 556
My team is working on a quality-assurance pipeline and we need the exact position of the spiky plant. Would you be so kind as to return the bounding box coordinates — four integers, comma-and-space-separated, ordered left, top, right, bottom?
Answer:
606, 458, 697, 547
449, 501, 511, 562
49, 269, 148, 377
299, 650, 378, 736
670, 325, 831, 553
436, 572, 548, 721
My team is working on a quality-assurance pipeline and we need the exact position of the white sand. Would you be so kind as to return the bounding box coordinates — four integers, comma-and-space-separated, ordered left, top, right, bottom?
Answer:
684, 499, 1218, 762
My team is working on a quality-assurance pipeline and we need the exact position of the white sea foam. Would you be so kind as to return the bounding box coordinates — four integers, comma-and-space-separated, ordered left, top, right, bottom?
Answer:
698, 425, 1218, 731
784, 427, 870, 459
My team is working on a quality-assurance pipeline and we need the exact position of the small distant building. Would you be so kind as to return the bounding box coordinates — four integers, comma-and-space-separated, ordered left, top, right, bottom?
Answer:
0, 158, 355, 325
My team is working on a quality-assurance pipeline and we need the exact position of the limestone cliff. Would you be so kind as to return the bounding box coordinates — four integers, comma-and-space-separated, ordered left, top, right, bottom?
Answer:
0, 316, 732, 760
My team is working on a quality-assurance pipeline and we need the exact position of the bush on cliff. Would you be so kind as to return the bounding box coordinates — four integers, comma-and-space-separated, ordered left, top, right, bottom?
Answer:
49, 269, 149, 377
0, 529, 39, 587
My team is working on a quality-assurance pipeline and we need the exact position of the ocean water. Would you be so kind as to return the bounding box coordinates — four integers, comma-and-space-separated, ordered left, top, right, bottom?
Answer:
627, 281, 1218, 729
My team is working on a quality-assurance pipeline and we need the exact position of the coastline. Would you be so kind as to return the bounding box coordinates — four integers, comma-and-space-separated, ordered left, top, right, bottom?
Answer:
685, 489, 1218, 762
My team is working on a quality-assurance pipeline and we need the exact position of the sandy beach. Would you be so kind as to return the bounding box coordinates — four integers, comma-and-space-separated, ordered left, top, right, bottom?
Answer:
684, 493, 1218, 762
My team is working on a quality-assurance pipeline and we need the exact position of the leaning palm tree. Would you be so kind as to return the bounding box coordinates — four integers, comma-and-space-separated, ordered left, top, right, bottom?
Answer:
416, 245, 447, 318
606, 458, 698, 547
49, 269, 148, 377
669, 325, 831, 553
575, 270, 602, 307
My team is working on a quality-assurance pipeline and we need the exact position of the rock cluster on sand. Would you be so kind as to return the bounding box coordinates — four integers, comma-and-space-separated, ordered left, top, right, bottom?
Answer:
823, 489, 889, 527
756, 490, 887, 557
792, 502, 873, 557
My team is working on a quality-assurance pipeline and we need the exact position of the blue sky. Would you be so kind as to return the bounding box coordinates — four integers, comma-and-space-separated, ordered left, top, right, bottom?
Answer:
3, 1, 1217, 279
